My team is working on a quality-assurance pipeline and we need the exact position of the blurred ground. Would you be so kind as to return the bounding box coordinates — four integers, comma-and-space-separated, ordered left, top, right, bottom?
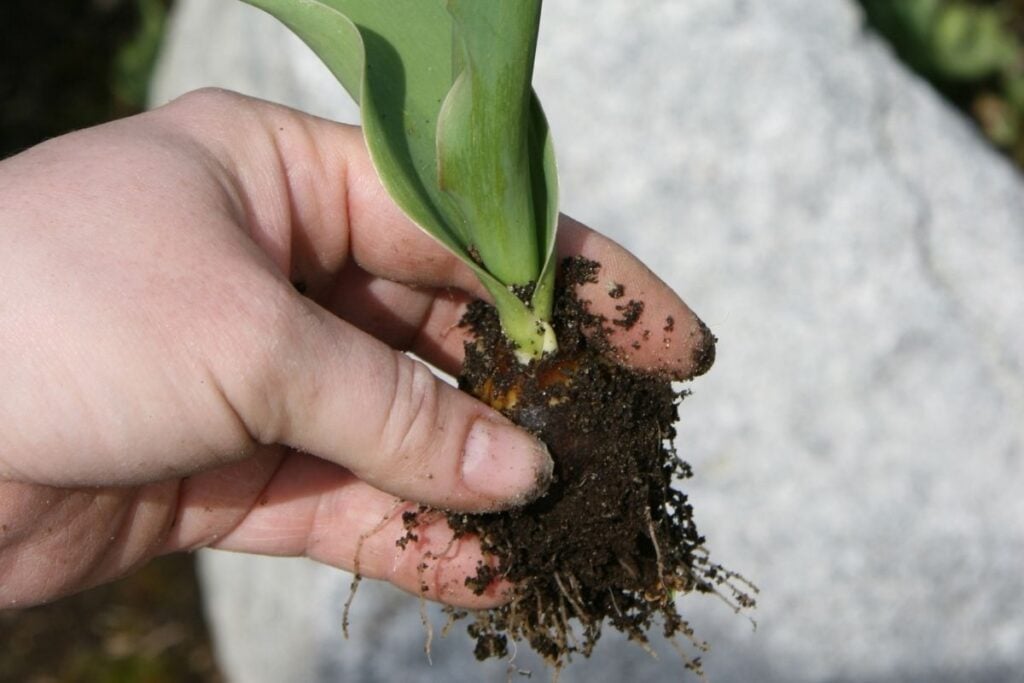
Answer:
859, 0, 1024, 166
0, 554, 221, 682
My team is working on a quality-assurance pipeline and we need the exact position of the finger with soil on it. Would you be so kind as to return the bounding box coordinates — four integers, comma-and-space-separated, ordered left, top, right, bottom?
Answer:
555, 216, 716, 379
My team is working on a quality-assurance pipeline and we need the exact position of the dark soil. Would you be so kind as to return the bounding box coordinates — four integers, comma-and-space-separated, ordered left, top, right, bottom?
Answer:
419, 258, 754, 672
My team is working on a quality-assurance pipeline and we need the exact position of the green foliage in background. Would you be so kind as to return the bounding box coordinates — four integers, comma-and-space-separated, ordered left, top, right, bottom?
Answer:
114, 0, 172, 110
0, 555, 220, 682
860, 0, 1024, 165
0, 0, 170, 159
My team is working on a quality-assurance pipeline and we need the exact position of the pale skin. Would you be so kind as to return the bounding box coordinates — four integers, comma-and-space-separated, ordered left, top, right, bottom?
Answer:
0, 89, 712, 610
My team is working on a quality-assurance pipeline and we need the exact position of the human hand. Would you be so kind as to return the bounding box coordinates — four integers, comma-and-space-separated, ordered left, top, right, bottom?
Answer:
0, 89, 713, 609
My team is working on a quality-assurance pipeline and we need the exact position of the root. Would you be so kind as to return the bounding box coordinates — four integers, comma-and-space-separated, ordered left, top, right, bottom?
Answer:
556, 599, 573, 651
635, 638, 659, 662
416, 530, 461, 664
342, 574, 362, 640
682, 559, 759, 625
441, 607, 465, 638
414, 560, 434, 664
503, 639, 535, 683
343, 497, 405, 638
553, 573, 587, 623
354, 498, 407, 576
667, 633, 709, 682
643, 508, 667, 595
608, 589, 624, 619
617, 556, 640, 580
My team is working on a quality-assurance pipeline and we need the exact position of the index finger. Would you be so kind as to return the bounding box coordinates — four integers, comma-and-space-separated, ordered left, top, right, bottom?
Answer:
555, 216, 716, 380
329, 214, 715, 381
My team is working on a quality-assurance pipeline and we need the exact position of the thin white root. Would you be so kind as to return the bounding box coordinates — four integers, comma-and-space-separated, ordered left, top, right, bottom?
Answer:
608, 589, 624, 619
667, 634, 709, 682
342, 498, 405, 639
643, 509, 666, 591
416, 560, 434, 665
416, 528, 461, 665
342, 574, 361, 640
553, 573, 587, 623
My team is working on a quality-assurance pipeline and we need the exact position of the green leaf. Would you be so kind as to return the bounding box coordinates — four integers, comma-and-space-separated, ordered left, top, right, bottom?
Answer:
437, 0, 541, 288
527, 96, 560, 325
241, 0, 462, 254
240, 0, 560, 358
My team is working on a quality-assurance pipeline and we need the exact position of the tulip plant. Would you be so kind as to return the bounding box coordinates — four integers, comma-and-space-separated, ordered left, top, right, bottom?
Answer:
240, 0, 559, 361
238, 1, 755, 671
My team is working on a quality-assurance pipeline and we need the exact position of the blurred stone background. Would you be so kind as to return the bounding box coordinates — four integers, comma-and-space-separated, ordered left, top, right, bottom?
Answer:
4, 0, 1024, 681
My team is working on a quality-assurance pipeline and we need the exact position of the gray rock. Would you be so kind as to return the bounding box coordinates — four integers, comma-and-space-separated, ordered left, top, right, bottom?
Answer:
152, 1, 1024, 681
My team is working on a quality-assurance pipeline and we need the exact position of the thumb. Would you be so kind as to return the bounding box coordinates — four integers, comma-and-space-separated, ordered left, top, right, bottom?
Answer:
161, 90, 553, 511
258, 296, 553, 513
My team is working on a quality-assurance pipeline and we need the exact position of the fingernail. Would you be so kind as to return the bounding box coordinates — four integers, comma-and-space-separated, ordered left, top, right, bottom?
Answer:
462, 419, 553, 508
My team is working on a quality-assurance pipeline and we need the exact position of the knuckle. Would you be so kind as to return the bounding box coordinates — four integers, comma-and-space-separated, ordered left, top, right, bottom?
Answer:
215, 282, 309, 446
154, 89, 262, 151
252, 288, 316, 441
166, 87, 245, 114
379, 358, 444, 473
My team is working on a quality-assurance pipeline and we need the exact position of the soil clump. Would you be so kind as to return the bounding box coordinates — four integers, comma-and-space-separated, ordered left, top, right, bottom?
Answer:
430, 257, 754, 672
